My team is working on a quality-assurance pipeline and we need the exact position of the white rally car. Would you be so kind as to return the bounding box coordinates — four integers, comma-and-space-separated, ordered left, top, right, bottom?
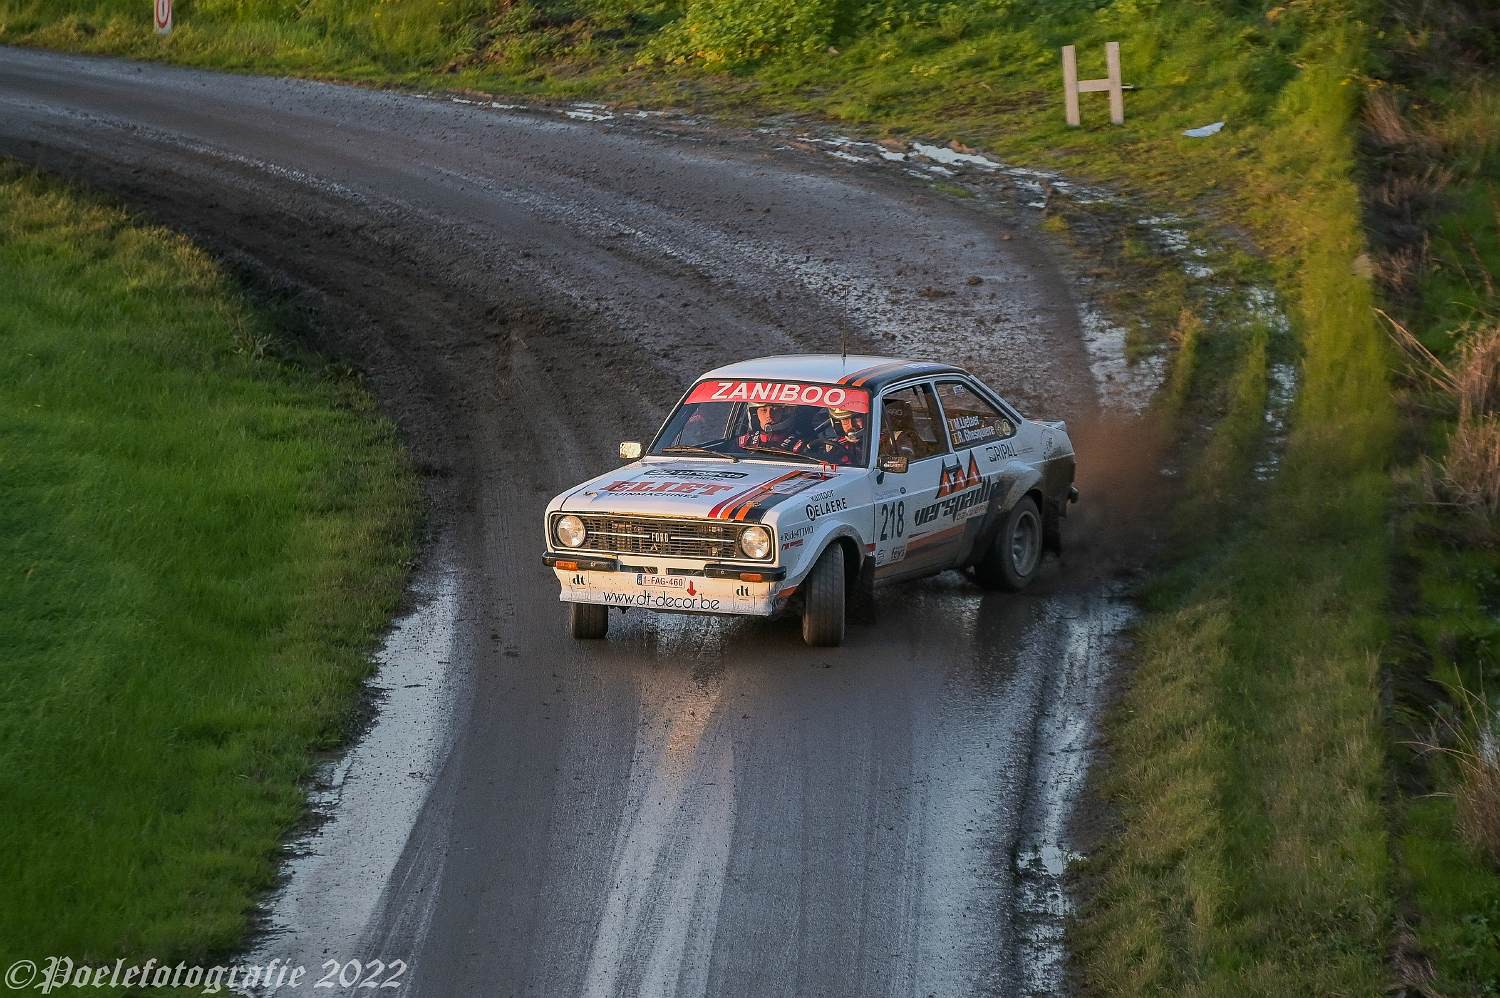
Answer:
542, 356, 1078, 646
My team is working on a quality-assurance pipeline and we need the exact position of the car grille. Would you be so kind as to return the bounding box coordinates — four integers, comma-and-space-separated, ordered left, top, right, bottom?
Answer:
564, 514, 753, 560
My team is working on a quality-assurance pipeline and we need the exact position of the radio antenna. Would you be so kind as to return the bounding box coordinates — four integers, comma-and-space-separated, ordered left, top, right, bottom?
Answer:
840, 327, 847, 364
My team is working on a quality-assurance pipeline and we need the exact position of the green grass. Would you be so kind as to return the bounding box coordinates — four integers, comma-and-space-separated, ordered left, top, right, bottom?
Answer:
0, 166, 418, 962
3, 0, 1484, 990
1361, 4, 1500, 992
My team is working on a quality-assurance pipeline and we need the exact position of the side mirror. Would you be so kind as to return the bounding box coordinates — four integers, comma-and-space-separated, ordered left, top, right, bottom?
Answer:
619, 441, 642, 461
879, 455, 909, 474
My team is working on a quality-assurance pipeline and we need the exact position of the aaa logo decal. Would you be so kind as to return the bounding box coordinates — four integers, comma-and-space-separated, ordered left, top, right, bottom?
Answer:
936, 453, 984, 497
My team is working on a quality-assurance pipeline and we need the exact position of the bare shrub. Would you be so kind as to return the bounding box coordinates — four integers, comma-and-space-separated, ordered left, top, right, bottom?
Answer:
1372, 240, 1429, 296
1370, 167, 1455, 217
1454, 322, 1500, 421
1444, 415, 1500, 517
1416, 681, 1500, 867
1378, 314, 1500, 523
1364, 88, 1414, 149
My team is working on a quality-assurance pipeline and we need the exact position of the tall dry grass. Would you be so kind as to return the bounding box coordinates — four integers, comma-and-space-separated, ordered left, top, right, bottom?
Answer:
1380, 311, 1500, 524
1418, 680, 1500, 867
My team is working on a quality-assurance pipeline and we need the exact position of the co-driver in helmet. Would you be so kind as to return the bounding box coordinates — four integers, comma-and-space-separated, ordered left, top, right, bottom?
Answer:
819, 407, 866, 465
737, 402, 811, 455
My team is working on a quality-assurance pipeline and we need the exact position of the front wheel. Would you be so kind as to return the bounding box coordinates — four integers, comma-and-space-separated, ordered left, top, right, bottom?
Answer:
974, 495, 1043, 591
801, 544, 846, 647
569, 602, 609, 639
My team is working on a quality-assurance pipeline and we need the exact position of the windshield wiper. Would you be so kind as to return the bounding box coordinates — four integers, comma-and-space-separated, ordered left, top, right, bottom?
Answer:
741, 445, 820, 464
661, 445, 737, 462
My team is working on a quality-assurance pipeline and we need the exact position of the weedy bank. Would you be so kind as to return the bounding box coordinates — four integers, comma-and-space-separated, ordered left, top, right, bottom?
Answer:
2, 0, 1495, 990
0, 166, 418, 963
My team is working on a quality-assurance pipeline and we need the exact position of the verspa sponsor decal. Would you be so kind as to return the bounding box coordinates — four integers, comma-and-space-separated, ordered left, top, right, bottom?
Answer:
685, 380, 871, 412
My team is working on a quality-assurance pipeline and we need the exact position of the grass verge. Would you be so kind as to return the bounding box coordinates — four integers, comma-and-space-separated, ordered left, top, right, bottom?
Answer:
1365, 2, 1500, 991
0, 164, 418, 963
4, 0, 1491, 990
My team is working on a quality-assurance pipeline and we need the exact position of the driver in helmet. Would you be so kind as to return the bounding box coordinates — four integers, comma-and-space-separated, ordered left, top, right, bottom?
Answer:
819, 407, 866, 466
737, 402, 810, 454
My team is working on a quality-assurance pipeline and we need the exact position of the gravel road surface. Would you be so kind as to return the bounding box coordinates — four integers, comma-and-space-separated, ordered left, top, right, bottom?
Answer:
0, 46, 1145, 997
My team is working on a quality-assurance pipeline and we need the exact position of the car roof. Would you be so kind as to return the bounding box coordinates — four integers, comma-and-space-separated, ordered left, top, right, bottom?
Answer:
699, 354, 967, 393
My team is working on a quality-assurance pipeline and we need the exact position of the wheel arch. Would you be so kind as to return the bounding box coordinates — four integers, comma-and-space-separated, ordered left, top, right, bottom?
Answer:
968, 465, 1043, 565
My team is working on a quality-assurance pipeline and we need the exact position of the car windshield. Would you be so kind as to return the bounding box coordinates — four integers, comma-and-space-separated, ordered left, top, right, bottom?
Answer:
651, 379, 872, 468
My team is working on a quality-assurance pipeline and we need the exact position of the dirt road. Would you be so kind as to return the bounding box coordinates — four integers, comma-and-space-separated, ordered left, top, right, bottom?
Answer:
0, 46, 1142, 997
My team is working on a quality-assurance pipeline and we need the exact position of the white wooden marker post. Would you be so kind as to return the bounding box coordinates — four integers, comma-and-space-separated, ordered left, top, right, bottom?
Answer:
153, 0, 172, 35
1061, 41, 1124, 126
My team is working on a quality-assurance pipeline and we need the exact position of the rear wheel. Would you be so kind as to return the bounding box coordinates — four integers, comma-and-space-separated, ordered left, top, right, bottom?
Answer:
569, 602, 609, 639
801, 544, 847, 647
974, 495, 1043, 591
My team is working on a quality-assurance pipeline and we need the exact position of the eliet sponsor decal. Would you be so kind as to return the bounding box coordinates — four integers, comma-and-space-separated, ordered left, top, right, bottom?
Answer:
685, 380, 871, 412
602, 480, 736, 497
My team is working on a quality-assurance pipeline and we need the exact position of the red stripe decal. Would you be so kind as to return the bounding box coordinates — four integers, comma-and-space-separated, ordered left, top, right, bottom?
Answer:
715, 469, 802, 520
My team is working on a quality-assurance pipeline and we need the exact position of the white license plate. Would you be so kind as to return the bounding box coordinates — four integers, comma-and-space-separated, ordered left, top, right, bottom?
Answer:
634, 573, 690, 589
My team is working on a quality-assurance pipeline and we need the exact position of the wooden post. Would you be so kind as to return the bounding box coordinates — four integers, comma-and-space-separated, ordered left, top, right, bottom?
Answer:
1061, 41, 1124, 126
1061, 45, 1080, 127
1105, 41, 1123, 124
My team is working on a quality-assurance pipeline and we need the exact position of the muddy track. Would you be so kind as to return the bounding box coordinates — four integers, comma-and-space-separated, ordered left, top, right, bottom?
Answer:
1, 46, 1150, 997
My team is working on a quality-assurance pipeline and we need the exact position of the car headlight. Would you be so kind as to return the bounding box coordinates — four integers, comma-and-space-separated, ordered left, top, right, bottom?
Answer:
739, 525, 772, 560
555, 514, 587, 548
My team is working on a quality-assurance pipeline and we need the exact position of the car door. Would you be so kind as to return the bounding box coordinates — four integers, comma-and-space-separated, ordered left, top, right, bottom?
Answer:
871, 381, 958, 581
930, 377, 1027, 566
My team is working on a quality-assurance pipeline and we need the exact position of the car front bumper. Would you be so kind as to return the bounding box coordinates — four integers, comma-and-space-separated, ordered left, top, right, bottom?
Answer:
544, 554, 793, 617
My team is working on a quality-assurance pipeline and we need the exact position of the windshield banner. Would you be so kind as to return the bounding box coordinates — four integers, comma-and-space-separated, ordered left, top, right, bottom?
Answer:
685, 380, 871, 412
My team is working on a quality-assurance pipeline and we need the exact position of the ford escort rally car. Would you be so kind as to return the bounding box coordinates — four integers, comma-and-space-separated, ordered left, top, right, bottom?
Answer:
542, 356, 1078, 647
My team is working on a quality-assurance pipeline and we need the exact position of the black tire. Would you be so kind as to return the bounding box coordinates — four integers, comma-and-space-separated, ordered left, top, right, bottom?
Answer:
974, 495, 1043, 591
569, 602, 609, 639
801, 543, 847, 647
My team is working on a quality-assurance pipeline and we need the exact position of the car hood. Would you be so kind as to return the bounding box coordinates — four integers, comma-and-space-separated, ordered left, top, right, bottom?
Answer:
558, 459, 849, 522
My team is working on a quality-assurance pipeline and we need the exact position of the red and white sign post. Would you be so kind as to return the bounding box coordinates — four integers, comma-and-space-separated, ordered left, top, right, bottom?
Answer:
153, 0, 172, 35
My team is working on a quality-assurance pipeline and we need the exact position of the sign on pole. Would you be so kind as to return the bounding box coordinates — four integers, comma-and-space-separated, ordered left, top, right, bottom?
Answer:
154, 0, 172, 35
1061, 42, 1124, 126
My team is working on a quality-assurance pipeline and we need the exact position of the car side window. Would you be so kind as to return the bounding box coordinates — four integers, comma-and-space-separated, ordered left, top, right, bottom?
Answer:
878, 384, 948, 462
934, 380, 1016, 447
